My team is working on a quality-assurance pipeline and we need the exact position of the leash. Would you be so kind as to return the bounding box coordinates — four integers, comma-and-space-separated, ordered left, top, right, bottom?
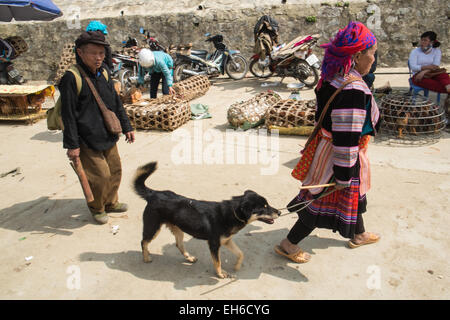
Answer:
277, 185, 341, 218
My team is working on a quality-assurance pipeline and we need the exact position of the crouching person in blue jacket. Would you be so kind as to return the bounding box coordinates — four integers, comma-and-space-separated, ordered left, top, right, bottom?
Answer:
138, 48, 176, 98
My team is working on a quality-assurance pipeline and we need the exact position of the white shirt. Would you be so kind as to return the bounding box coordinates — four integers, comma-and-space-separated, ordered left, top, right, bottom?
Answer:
409, 47, 442, 75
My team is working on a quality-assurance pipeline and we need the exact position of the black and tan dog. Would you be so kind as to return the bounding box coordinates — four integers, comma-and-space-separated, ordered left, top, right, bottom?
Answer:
133, 162, 280, 278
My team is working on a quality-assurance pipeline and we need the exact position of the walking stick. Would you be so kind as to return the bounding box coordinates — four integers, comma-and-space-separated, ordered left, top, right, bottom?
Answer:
299, 183, 336, 190
70, 157, 94, 203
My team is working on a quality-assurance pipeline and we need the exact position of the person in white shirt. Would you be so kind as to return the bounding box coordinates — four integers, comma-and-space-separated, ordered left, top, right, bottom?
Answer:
409, 31, 449, 122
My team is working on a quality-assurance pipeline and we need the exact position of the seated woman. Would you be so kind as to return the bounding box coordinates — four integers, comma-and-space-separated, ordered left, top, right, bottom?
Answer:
409, 31, 450, 118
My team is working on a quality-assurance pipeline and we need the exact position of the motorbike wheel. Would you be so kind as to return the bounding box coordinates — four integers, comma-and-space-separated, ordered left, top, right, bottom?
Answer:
225, 54, 248, 80
249, 58, 273, 78
295, 61, 319, 88
118, 68, 134, 92
173, 63, 192, 82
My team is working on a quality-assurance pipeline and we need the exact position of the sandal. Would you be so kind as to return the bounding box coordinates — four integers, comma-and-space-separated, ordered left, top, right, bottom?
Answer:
274, 245, 310, 263
348, 232, 380, 249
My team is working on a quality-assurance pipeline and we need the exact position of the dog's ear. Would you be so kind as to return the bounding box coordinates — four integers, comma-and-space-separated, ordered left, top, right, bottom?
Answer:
238, 199, 253, 220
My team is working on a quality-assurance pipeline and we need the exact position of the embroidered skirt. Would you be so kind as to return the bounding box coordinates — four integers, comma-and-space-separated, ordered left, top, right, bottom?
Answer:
287, 179, 367, 239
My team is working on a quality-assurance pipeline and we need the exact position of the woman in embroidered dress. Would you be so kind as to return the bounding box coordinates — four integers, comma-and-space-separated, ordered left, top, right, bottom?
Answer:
275, 21, 381, 263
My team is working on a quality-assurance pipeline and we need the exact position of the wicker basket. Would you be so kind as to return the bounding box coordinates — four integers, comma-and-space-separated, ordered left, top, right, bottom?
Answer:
0, 93, 45, 116
124, 95, 190, 131
172, 75, 210, 101
379, 93, 446, 138
54, 42, 76, 85
0, 97, 14, 115
265, 99, 316, 128
227, 91, 281, 129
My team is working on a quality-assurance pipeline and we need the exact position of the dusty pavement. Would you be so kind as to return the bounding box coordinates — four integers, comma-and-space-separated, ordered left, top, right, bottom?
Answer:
0, 69, 449, 300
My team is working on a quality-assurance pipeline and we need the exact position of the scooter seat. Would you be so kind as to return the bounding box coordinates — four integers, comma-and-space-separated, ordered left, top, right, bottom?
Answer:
191, 50, 208, 57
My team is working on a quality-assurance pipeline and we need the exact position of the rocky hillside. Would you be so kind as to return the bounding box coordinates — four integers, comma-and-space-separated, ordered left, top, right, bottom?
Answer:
0, 0, 448, 81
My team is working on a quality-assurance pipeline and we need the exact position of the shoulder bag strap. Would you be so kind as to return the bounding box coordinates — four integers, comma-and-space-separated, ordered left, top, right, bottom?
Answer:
304, 75, 361, 148
74, 65, 110, 114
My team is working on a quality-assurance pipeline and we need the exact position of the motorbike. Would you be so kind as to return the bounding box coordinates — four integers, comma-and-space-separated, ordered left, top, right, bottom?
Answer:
111, 35, 148, 92
249, 34, 321, 88
173, 33, 248, 82
139, 27, 167, 52
0, 61, 26, 85
112, 29, 170, 92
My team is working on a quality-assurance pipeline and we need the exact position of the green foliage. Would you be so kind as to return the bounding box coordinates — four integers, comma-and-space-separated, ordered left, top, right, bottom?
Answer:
305, 16, 317, 23
335, 1, 349, 7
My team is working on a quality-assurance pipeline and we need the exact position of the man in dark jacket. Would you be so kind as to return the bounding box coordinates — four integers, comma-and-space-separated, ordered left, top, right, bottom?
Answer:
60, 31, 135, 224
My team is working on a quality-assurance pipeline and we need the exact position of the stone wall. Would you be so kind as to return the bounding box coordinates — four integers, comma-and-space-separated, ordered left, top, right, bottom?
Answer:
0, 0, 448, 82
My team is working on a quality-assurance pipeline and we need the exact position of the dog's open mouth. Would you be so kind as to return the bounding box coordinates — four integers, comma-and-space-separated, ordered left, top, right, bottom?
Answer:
258, 217, 275, 224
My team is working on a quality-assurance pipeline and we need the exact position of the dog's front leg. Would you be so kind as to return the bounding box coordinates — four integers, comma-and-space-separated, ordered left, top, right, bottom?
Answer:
208, 240, 229, 279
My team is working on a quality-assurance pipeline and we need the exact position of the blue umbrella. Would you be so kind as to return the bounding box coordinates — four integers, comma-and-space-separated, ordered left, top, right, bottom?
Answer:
0, 0, 63, 22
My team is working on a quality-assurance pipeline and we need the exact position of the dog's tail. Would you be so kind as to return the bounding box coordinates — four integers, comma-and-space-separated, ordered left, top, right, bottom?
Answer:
133, 161, 157, 199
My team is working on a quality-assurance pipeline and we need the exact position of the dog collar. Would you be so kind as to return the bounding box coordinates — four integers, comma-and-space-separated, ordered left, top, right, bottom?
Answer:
233, 208, 246, 224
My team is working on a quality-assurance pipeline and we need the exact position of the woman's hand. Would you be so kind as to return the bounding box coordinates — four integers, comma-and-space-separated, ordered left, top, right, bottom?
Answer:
421, 65, 439, 71
125, 131, 135, 143
415, 70, 429, 82
168, 86, 176, 95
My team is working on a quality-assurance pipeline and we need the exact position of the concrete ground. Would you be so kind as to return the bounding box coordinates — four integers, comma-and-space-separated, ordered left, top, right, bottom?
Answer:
0, 69, 449, 300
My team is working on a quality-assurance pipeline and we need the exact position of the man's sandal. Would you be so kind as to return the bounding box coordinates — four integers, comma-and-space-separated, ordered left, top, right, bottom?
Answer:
274, 245, 311, 263
348, 232, 380, 249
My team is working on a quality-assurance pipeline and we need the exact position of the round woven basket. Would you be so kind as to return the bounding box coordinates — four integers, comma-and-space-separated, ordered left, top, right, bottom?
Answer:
124, 96, 190, 131
379, 93, 446, 138
53, 43, 76, 85
265, 99, 316, 128
227, 91, 281, 129
172, 75, 211, 101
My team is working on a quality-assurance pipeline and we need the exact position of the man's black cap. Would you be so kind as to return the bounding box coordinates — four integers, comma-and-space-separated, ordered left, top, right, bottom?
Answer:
75, 31, 110, 48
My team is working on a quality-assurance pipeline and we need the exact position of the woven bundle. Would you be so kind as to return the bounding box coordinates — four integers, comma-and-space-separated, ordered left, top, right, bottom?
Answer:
172, 75, 210, 101
169, 43, 193, 56
120, 47, 138, 57
227, 91, 281, 129
120, 87, 143, 104
54, 43, 76, 85
265, 99, 316, 128
124, 96, 190, 131
379, 93, 446, 138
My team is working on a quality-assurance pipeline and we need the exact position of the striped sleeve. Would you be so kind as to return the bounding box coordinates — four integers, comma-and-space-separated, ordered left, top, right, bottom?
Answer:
330, 89, 366, 185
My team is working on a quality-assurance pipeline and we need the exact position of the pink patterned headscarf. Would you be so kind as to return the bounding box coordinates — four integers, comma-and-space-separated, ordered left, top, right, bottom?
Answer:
318, 21, 376, 88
